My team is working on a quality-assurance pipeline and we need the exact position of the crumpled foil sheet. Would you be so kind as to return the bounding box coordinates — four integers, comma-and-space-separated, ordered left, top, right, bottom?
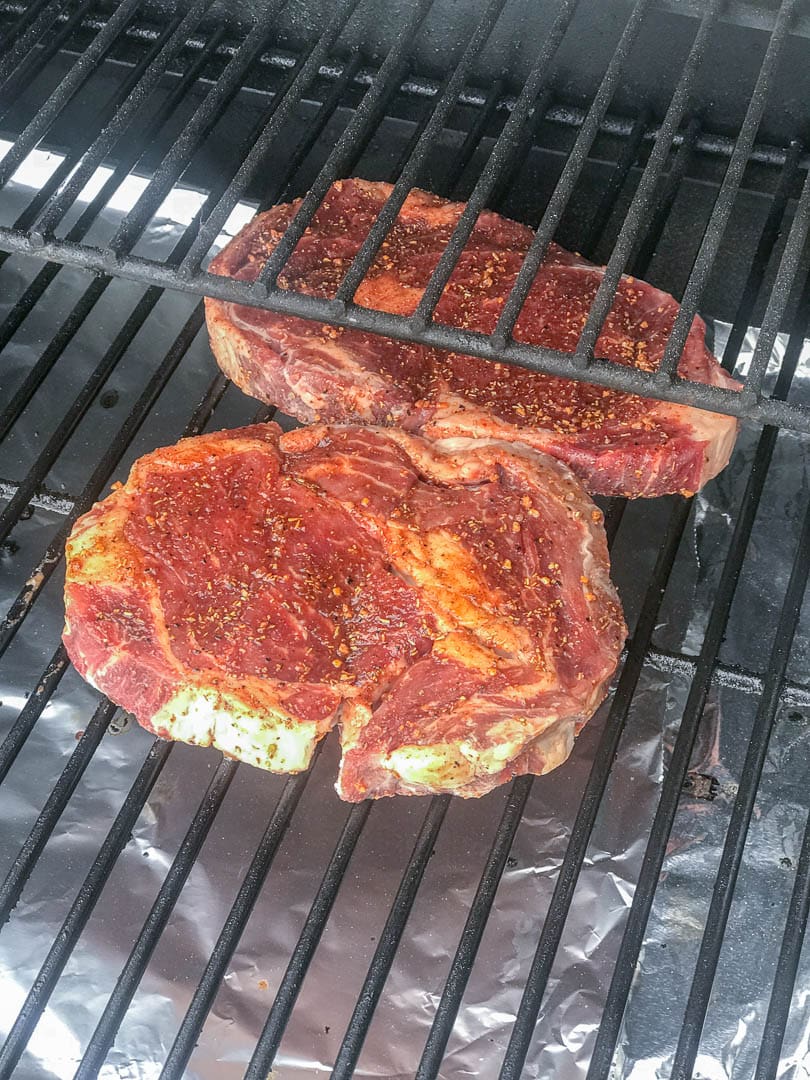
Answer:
2, 154, 810, 1080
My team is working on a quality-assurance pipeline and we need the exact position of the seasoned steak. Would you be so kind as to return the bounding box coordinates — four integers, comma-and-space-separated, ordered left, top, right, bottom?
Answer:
206, 178, 741, 498
63, 423, 625, 800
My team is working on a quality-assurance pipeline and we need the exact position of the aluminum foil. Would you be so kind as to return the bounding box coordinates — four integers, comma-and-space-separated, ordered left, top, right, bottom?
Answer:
3, 154, 810, 1080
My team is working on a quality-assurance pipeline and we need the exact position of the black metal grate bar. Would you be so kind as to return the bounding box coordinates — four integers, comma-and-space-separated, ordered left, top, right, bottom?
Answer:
0, 0, 92, 115
330, 795, 451, 1079
416, 776, 533, 1079
0, 304, 205, 660
0, 18, 402, 583
74, 757, 239, 1079
498, 493, 693, 1079
0, 25, 224, 362
670, 430, 810, 1080
1, 0, 54, 37
721, 139, 803, 370
332, 0, 508, 304
409, 0, 579, 325
0, 7, 808, 432
28, 0, 212, 239
443, 77, 504, 199
242, 93, 548, 1078
0, 646, 69, 789
159, 769, 314, 1078
584, 301, 807, 1080
648, 647, 810, 709
602, 498, 627, 547
741, 165, 810, 402
465, 128, 741, 1066
656, 0, 800, 381
483, 92, 555, 210
755, 776, 810, 1079
0, 0, 142, 190
245, 801, 373, 1078
489, 0, 655, 350
183, 371, 230, 436
0, 275, 107, 448
0, 698, 117, 925
256, 52, 364, 213
0, 0, 64, 83
2, 3, 810, 1075
4, 6, 188, 238
389, 76, 449, 179
0, 38, 349, 762
328, 60, 430, 198
16, 237, 799, 432
0, 21, 371, 691
569, 0, 724, 368
251, 402, 277, 425
253, 0, 437, 293
100, 14, 285, 257
628, 115, 702, 277
0, 738, 173, 1079
0, 145, 257, 544
582, 105, 651, 260
487, 90, 553, 210
0, 282, 166, 543
177, 0, 364, 278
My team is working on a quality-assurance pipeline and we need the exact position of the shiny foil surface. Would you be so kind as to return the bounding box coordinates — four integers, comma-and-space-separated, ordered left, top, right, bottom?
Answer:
2, 159, 810, 1079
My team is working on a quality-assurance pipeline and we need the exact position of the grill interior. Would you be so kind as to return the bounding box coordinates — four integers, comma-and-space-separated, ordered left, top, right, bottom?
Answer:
2, 1, 810, 1077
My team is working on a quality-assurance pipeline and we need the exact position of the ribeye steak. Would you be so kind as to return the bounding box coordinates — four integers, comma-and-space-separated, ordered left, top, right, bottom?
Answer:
206, 179, 741, 499
63, 423, 625, 800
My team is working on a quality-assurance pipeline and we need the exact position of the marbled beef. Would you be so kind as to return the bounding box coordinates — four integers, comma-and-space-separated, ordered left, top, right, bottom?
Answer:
206, 179, 741, 499
63, 423, 625, 800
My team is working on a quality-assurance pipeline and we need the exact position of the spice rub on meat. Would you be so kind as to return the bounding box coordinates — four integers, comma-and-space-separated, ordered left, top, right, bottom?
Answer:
63, 423, 625, 800
206, 178, 741, 499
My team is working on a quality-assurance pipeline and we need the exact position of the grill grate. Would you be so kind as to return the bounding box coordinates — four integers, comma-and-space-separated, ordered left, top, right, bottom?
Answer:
0, 1, 809, 429
1, 1, 810, 1077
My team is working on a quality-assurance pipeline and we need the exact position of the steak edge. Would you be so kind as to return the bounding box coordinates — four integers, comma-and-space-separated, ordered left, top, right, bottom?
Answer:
206, 178, 741, 499
63, 423, 626, 800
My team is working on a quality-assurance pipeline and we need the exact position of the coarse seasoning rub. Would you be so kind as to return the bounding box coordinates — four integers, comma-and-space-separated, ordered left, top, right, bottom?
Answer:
63, 423, 625, 800
206, 178, 741, 499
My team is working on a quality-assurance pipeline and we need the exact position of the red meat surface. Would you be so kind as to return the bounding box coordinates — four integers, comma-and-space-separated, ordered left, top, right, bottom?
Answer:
206, 178, 741, 498
63, 423, 626, 800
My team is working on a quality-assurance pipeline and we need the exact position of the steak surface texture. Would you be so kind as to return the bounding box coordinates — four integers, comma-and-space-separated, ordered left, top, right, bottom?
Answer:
207, 179, 741, 499
63, 423, 625, 800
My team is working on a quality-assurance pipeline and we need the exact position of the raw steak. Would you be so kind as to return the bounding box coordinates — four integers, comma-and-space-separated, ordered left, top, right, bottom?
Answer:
63, 423, 626, 800
206, 178, 741, 498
